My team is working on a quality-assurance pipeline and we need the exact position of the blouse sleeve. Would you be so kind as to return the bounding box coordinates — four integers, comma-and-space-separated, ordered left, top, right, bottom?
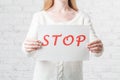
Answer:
83, 14, 104, 57
22, 13, 40, 57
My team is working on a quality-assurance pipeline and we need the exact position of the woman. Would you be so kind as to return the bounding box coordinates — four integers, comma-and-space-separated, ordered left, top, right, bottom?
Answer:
22, 0, 104, 80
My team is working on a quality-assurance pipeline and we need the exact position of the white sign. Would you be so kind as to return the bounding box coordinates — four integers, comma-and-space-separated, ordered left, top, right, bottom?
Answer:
35, 25, 89, 61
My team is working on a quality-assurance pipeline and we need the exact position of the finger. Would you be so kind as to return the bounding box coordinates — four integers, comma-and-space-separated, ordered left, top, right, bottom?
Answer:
90, 47, 102, 51
91, 50, 101, 53
88, 40, 101, 46
24, 41, 42, 46
26, 48, 37, 52
25, 39, 42, 45
88, 43, 103, 48
25, 45, 41, 49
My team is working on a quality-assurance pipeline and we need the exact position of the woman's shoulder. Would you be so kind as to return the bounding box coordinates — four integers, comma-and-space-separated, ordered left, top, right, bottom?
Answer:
31, 10, 47, 24
32, 10, 45, 17
77, 10, 92, 25
78, 10, 91, 20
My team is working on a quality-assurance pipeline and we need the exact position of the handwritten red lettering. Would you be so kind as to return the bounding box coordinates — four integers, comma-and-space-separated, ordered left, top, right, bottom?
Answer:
52, 34, 62, 46
41, 34, 86, 46
76, 35, 86, 46
42, 35, 49, 46
63, 35, 74, 46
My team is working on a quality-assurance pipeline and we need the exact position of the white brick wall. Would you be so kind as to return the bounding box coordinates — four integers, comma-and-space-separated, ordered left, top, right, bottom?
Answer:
0, 0, 120, 80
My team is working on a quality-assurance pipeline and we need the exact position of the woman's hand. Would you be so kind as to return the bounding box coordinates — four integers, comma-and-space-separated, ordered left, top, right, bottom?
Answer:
23, 39, 42, 52
87, 39, 103, 53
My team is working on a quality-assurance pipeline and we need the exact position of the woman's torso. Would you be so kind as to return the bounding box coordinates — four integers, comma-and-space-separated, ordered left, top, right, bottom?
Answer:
31, 10, 91, 80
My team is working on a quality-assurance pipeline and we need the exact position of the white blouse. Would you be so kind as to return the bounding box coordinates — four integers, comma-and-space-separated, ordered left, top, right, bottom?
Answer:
22, 10, 102, 80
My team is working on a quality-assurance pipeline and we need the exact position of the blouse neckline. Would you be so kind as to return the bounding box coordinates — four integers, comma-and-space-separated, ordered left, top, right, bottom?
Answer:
42, 10, 80, 24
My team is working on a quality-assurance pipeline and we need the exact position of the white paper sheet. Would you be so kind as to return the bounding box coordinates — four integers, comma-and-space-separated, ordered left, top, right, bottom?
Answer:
35, 25, 89, 61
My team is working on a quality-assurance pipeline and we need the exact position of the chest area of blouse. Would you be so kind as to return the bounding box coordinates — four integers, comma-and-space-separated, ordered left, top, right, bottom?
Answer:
39, 16, 84, 25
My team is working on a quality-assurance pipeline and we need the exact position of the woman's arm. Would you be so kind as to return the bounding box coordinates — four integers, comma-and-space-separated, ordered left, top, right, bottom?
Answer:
83, 13, 104, 57
22, 13, 42, 57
